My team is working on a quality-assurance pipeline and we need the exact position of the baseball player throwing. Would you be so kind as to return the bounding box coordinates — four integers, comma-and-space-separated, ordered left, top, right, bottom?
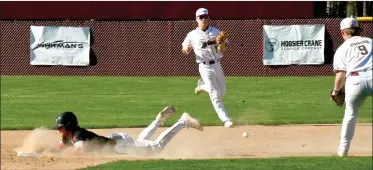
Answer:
55, 106, 203, 155
182, 8, 233, 128
331, 17, 372, 157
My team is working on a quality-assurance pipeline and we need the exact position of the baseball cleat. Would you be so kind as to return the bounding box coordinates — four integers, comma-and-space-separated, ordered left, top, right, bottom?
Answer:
224, 120, 234, 128
195, 87, 201, 95
194, 79, 204, 95
334, 150, 348, 157
156, 106, 177, 123
180, 112, 204, 131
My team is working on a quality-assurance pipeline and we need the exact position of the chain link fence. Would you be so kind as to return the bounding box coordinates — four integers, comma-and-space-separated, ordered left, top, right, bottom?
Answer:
1, 19, 372, 76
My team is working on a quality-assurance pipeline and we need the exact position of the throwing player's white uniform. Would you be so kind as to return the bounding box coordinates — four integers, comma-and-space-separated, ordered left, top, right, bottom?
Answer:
333, 26, 372, 156
182, 25, 232, 127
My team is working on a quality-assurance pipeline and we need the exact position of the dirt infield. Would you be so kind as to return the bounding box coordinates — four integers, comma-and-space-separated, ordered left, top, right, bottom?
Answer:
1, 125, 372, 170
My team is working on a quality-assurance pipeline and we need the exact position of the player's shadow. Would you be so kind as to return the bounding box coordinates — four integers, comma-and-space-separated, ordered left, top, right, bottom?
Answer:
67, 28, 97, 68
89, 29, 98, 66
323, 29, 334, 64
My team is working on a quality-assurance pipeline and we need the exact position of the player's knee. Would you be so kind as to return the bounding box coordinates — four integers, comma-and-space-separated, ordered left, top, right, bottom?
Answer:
345, 106, 360, 114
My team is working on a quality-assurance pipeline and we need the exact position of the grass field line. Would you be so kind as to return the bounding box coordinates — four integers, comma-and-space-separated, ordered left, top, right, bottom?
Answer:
1, 76, 371, 130
80, 156, 373, 170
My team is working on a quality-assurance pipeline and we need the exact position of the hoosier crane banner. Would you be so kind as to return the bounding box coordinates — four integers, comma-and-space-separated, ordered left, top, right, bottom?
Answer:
30, 26, 90, 66
263, 24, 325, 65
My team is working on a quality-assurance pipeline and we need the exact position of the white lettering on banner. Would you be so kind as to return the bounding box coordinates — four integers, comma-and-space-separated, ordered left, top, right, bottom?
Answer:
262, 25, 325, 65
30, 26, 90, 66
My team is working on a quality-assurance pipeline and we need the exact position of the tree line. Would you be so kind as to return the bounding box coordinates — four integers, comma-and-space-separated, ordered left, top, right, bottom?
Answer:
314, 1, 372, 18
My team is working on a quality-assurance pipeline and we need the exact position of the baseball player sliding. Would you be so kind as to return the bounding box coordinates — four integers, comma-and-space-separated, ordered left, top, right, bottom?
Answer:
55, 106, 203, 155
330, 17, 372, 157
182, 8, 233, 128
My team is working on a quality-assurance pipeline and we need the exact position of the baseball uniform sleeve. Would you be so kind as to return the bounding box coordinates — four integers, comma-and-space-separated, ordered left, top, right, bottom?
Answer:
333, 47, 346, 72
182, 32, 192, 48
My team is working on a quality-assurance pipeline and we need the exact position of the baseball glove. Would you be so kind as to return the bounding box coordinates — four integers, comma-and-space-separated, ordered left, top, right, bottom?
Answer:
330, 86, 345, 107
216, 31, 227, 44
216, 31, 227, 53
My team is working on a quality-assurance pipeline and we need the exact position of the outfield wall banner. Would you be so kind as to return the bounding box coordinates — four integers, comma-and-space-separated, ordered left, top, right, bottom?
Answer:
30, 26, 90, 66
263, 24, 325, 65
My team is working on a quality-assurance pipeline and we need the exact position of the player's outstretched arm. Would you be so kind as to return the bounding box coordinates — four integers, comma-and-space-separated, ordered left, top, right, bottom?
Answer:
182, 32, 193, 55
182, 45, 193, 55
332, 71, 346, 94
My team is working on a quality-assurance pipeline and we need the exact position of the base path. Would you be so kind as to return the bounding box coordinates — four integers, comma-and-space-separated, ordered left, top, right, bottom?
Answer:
1, 125, 372, 170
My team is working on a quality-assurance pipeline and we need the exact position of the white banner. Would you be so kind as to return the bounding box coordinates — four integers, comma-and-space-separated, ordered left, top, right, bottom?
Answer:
263, 24, 325, 65
30, 26, 90, 66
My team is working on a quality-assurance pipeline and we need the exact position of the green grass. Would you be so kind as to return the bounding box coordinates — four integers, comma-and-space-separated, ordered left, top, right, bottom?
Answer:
81, 157, 373, 170
1, 76, 372, 130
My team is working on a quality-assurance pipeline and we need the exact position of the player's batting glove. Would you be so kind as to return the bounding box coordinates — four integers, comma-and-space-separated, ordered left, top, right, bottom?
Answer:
330, 86, 345, 107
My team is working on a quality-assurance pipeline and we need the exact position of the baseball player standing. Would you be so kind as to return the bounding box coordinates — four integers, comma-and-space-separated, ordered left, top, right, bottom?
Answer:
182, 8, 233, 128
331, 17, 372, 157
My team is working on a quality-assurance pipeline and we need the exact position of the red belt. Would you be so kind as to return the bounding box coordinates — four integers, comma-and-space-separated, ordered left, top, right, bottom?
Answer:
351, 72, 359, 76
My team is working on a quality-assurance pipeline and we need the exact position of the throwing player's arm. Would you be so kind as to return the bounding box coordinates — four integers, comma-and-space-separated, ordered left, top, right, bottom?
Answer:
182, 32, 193, 55
332, 48, 347, 96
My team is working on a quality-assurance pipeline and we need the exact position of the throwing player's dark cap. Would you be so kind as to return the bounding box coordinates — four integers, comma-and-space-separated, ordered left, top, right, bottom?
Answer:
56, 111, 79, 131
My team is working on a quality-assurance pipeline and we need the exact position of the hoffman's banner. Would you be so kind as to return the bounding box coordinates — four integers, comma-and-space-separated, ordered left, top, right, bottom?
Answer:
30, 26, 90, 66
263, 24, 325, 65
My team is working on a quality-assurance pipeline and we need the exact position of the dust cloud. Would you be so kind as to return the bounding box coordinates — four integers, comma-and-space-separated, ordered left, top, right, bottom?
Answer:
15, 127, 59, 154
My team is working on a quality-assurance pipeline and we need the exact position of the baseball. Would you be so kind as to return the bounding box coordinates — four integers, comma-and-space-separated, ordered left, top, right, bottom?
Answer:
242, 132, 248, 138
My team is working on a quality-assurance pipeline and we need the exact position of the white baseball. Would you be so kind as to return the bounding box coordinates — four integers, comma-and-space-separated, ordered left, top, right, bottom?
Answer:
242, 132, 248, 138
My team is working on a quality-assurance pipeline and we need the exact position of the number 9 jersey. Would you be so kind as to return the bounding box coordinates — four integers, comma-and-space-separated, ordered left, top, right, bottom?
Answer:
333, 36, 372, 77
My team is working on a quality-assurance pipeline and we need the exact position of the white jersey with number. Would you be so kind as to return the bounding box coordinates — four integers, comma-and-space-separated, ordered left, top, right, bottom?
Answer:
182, 26, 223, 63
333, 36, 372, 77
